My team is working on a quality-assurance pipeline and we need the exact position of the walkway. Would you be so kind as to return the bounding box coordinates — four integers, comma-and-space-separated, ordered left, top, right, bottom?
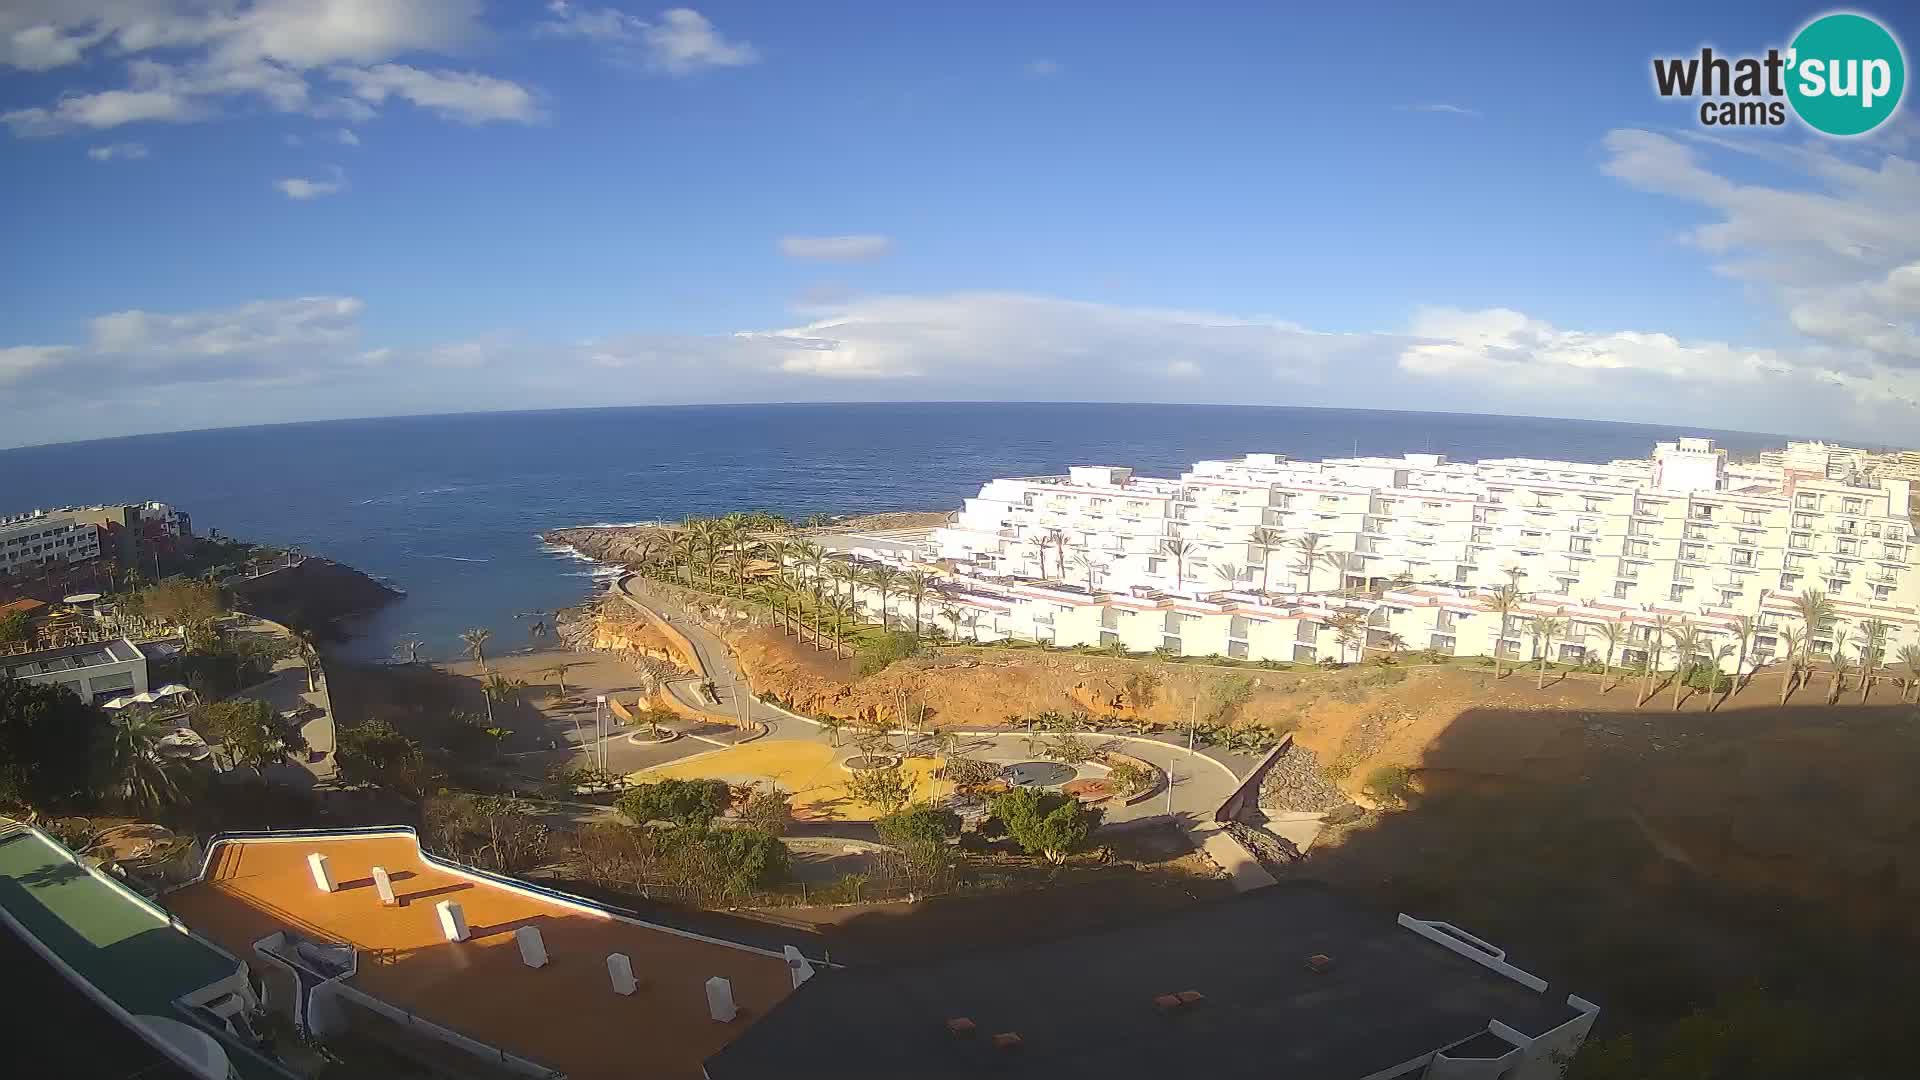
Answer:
226, 615, 337, 789
610, 574, 1273, 888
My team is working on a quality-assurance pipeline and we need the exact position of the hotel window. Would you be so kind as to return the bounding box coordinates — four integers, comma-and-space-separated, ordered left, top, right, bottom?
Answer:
1731, 550, 1754, 567
1796, 493, 1821, 510
1685, 525, 1708, 541
1838, 538, 1859, 555
1789, 535, 1811, 551
1743, 510, 1765, 525
1669, 584, 1689, 602
1843, 498, 1864, 514
1887, 544, 1908, 562
1570, 537, 1593, 554
1627, 539, 1650, 558
1680, 544, 1703, 561
1690, 504, 1715, 521
1874, 585, 1894, 601
1827, 578, 1847, 592
1583, 497, 1605, 512
1792, 513, 1815, 529
1674, 567, 1693, 583
1575, 516, 1597, 534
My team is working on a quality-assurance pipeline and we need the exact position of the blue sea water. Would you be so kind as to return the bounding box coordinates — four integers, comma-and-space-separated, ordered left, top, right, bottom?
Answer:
0, 403, 1793, 661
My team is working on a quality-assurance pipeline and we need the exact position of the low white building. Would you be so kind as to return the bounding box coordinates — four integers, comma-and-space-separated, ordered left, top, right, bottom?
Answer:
1, 638, 149, 704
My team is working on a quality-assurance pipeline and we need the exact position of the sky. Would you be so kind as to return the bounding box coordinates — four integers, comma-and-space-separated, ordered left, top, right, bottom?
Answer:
2, 1, 1918, 449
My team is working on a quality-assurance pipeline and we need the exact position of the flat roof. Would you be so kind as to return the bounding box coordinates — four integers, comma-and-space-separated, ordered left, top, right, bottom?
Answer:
0, 917, 202, 1080
706, 885, 1579, 1080
1, 637, 142, 678
0, 827, 243, 1021
168, 832, 797, 1080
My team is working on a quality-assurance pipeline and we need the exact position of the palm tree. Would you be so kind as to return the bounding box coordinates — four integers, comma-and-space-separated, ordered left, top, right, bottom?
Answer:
1778, 626, 1807, 705
1717, 615, 1755, 710
1047, 529, 1070, 583
1160, 538, 1194, 592
481, 673, 525, 726
394, 635, 426, 665
961, 610, 984, 643
1025, 534, 1051, 579
1668, 619, 1700, 710
459, 627, 493, 670
1826, 647, 1851, 705
1638, 614, 1672, 707
828, 560, 858, 620
99, 712, 185, 812
667, 530, 696, 587
293, 631, 321, 693
1596, 620, 1625, 691
1379, 632, 1408, 660
1534, 616, 1565, 689
1291, 533, 1326, 591
1327, 610, 1365, 664
1481, 585, 1523, 678
1068, 550, 1105, 593
827, 595, 856, 657
866, 564, 901, 630
1319, 551, 1350, 595
1212, 561, 1243, 593
1792, 588, 1832, 659
1898, 644, 1920, 703
544, 660, 580, 699
939, 604, 964, 642
902, 569, 936, 641
1854, 617, 1890, 703
631, 535, 661, 576
1249, 528, 1285, 596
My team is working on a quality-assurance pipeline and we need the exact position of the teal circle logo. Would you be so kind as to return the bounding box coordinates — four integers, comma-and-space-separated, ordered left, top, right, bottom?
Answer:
1787, 13, 1905, 136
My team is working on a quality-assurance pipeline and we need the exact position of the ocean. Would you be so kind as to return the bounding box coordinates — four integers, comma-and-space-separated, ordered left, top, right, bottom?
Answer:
0, 403, 1793, 661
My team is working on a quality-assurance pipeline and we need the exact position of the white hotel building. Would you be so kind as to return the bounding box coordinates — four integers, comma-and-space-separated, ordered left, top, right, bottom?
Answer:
823, 439, 1917, 674
0, 510, 103, 578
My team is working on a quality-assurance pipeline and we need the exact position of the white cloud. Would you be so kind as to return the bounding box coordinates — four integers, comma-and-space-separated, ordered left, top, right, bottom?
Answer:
335, 126, 360, 145
5, 89, 196, 135
2, 1, 518, 136
276, 173, 345, 200
1404, 103, 1480, 117
779, 234, 895, 261
7, 290, 1920, 448
1601, 127, 1920, 366
328, 63, 541, 124
86, 141, 149, 161
540, 3, 758, 74
1025, 58, 1061, 77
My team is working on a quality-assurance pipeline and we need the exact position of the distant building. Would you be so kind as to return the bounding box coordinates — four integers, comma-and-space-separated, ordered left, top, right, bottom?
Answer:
1, 638, 148, 704
0, 511, 102, 578
58, 502, 195, 568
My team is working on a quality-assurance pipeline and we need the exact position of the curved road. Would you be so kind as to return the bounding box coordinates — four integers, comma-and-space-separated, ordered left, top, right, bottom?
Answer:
611, 574, 1276, 889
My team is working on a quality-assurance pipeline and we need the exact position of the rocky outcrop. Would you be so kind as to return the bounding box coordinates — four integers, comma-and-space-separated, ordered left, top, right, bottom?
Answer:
230, 557, 401, 639
542, 526, 675, 568
1258, 745, 1357, 814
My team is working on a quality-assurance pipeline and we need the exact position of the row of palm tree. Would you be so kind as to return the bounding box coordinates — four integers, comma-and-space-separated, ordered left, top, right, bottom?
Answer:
1475, 584, 1919, 710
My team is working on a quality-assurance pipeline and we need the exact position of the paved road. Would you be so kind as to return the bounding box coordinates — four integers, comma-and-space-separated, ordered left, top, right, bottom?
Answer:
610, 574, 1275, 888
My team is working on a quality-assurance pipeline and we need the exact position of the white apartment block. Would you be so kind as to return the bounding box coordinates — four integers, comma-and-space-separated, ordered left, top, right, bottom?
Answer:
0, 512, 102, 577
814, 438, 1917, 675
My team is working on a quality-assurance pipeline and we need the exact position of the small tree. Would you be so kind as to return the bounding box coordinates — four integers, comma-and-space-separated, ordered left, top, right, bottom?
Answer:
846, 762, 915, 816
991, 788, 1102, 864
876, 803, 960, 847
336, 718, 430, 797
616, 778, 731, 827
0, 676, 99, 813
738, 785, 792, 836
196, 699, 308, 774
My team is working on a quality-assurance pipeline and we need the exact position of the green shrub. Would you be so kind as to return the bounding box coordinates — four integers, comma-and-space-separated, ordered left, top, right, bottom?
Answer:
853, 630, 921, 677
1364, 764, 1413, 807
876, 803, 961, 847
1105, 759, 1154, 797
990, 788, 1102, 864
662, 825, 790, 894
616, 778, 731, 826
1682, 664, 1731, 692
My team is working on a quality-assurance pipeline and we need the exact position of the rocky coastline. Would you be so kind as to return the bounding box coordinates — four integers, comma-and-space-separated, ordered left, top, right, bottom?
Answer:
541, 511, 949, 569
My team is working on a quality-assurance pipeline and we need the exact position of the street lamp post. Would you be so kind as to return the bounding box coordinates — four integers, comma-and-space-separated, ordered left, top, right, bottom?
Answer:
595, 695, 608, 774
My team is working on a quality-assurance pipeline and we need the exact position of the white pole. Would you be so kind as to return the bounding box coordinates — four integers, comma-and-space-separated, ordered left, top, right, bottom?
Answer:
596, 696, 607, 773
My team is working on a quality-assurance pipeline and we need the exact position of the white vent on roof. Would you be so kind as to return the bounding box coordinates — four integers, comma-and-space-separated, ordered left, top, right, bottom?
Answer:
706, 976, 737, 1022
516, 926, 548, 968
436, 900, 470, 943
607, 953, 637, 996
371, 865, 396, 906
306, 853, 334, 894
784, 945, 815, 988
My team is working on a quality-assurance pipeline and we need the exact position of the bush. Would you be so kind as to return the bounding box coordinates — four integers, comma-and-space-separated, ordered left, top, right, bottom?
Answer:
1364, 764, 1413, 807
1043, 734, 1097, 765
1105, 758, 1154, 797
990, 788, 1102, 864
739, 785, 791, 836
845, 763, 915, 816
853, 630, 921, 677
1682, 664, 1731, 693
335, 719, 432, 797
616, 778, 731, 826
935, 755, 999, 789
424, 794, 552, 874
876, 803, 961, 847
664, 825, 790, 895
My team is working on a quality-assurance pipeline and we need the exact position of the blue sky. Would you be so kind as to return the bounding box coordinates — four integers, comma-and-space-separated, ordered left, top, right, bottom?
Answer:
2, 1, 1917, 448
